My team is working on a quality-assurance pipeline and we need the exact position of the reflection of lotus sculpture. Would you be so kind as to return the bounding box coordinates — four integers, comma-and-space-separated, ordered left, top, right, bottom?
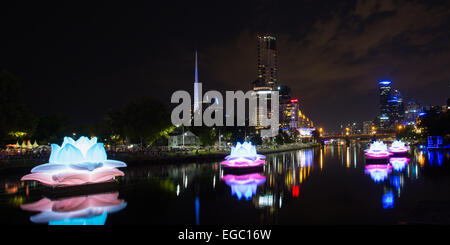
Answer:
389, 140, 409, 154
220, 142, 266, 168
21, 136, 126, 187
222, 173, 266, 200
382, 191, 394, 209
365, 141, 392, 159
364, 164, 392, 182
20, 192, 127, 225
389, 157, 409, 171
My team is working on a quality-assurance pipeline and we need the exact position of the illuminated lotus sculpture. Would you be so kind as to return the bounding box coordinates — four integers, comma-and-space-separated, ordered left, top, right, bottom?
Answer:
220, 142, 266, 168
389, 140, 409, 154
364, 164, 392, 182
364, 141, 392, 159
389, 157, 410, 171
21, 136, 126, 187
222, 173, 266, 200
20, 192, 126, 225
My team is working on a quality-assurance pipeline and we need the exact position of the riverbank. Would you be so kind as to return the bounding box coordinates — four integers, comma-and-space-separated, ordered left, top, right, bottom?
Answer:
0, 142, 319, 173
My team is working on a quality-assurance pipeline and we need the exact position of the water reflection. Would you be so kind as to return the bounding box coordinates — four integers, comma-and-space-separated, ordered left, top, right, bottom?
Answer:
365, 164, 392, 182
390, 157, 410, 172
222, 173, 266, 200
0, 144, 449, 225
20, 192, 126, 225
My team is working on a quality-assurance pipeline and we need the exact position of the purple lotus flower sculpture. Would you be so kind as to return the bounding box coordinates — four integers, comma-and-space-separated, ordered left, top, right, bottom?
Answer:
20, 192, 126, 225
389, 140, 409, 154
364, 164, 392, 182
222, 173, 266, 200
220, 142, 266, 168
389, 157, 409, 171
21, 136, 126, 187
364, 141, 392, 159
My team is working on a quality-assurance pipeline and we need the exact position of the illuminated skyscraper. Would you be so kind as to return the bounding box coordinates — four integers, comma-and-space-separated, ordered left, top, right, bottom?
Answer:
252, 34, 278, 131
253, 34, 278, 90
378, 80, 392, 129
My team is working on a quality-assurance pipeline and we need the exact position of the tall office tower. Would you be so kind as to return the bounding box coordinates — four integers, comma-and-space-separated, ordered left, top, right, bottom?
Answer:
378, 80, 392, 129
389, 89, 404, 124
252, 34, 278, 131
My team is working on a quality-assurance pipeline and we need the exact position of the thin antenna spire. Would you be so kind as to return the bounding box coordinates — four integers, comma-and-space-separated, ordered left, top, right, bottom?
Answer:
195, 50, 198, 83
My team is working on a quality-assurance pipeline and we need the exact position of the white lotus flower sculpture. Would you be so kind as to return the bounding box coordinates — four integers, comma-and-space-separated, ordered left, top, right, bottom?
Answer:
364, 141, 391, 159
21, 136, 126, 187
389, 140, 409, 153
221, 142, 266, 168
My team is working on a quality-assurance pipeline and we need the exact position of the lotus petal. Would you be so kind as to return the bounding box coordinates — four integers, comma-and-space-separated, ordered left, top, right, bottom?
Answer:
55, 143, 85, 164
31, 163, 69, 173
69, 162, 103, 171
85, 143, 107, 163
49, 144, 61, 164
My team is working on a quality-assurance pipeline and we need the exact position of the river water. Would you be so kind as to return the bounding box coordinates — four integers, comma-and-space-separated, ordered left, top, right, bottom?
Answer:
1, 143, 449, 225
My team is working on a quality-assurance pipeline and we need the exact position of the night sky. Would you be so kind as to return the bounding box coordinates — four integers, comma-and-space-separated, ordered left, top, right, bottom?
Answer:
2, 0, 450, 132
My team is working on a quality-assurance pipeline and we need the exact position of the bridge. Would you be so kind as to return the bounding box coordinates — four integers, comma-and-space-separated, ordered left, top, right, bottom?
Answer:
320, 133, 396, 140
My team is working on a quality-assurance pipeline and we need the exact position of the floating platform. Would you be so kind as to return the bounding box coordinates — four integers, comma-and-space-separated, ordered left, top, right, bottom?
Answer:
222, 165, 265, 175
39, 179, 120, 199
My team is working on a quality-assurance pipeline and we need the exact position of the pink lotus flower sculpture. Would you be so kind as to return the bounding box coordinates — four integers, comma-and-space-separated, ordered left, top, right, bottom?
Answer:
389, 140, 409, 154
220, 142, 266, 168
20, 192, 126, 225
364, 164, 392, 182
222, 173, 266, 200
364, 141, 392, 159
21, 136, 126, 187
389, 157, 410, 171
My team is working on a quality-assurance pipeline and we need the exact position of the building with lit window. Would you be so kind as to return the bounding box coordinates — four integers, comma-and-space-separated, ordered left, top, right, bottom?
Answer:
404, 99, 422, 125
252, 34, 278, 132
378, 80, 405, 130
280, 98, 299, 131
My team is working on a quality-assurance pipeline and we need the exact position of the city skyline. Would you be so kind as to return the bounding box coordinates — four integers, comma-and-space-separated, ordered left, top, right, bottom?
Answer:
1, 1, 450, 132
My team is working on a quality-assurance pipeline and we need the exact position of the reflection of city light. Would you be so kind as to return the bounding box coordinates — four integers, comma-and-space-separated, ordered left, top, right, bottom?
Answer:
389, 157, 410, 171
346, 147, 350, 168
20, 192, 127, 225
292, 185, 299, 197
258, 195, 273, 207
364, 165, 392, 182
222, 173, 266, 200
21, 136, 126, 187
382, 191, 394, 209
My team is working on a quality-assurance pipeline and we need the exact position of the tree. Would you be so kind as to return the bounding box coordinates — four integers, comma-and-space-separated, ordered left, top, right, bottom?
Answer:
108, 97, 171, 146
0, 70, 36, 145
34, 114, 70, 145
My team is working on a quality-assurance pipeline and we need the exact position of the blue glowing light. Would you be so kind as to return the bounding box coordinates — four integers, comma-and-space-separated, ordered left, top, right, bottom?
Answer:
379, 80, 392, 85
382, 192, 394, 209
195, 197, 200, 225
49, 213, 108, 225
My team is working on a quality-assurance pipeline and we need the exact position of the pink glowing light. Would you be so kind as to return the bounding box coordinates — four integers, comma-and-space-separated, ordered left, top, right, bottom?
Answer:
220, 142, 266, 168
221, 173, 266, 200
21, 136, 126, 187
20, 192, 127, 224
389, 140, 409, 153
364, 141, 392, 159
364, 164, 392, 182
389, 157, 410, 171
